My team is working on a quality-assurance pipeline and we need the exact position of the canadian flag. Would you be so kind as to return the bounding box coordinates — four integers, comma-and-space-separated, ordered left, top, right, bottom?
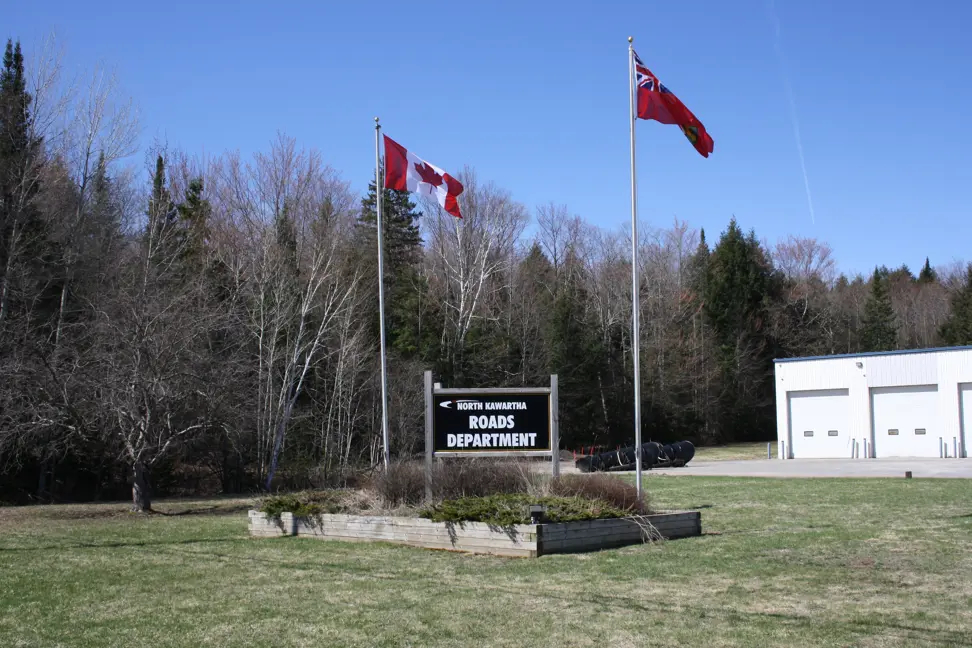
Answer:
383, 135, 463, 218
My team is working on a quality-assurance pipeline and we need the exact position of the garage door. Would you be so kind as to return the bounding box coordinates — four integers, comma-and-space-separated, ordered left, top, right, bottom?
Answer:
871, 385, 940, 458
962, 384, 971, 458
788, 389, 852, 458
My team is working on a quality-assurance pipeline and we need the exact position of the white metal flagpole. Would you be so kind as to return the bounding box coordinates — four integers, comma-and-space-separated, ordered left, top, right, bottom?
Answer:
628, 37, 643, 501
374, 117, 391, 469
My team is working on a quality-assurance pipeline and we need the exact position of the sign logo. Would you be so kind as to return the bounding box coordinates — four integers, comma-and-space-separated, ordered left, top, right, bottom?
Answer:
438, 399, 480, 409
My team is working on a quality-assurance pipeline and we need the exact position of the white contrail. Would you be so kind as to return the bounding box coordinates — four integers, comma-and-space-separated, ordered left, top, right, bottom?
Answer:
766, 0, 816, 225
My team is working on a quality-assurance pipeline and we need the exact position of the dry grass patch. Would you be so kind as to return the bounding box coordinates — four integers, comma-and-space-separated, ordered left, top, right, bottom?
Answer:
548, 473, 646, 512
693, 442, 776, 461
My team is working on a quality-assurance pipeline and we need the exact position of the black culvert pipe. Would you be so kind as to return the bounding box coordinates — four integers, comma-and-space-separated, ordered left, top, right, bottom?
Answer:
574, 440, 695, 473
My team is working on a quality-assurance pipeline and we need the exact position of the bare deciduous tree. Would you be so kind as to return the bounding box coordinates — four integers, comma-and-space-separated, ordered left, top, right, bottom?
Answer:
536, 202, 582, 278
216, 135, 362, 489
51, 66, 138, 348
773, 236, 836, 285
424, 170, 528, 380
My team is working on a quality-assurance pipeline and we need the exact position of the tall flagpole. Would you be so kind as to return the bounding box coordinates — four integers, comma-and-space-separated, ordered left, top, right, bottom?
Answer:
374, 117, 391, 469
628, 37, 643, 501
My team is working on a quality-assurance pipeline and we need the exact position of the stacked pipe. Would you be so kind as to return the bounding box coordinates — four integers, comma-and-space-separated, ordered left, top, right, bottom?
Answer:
574, 440, 695, 473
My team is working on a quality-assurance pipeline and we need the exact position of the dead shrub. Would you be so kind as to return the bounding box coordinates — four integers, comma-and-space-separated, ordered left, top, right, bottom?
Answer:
550, 473, 648, 514
368, 462, 426, 507
432, 459, 536, 500
307, 464, 367, 490
367, 459, 538, 507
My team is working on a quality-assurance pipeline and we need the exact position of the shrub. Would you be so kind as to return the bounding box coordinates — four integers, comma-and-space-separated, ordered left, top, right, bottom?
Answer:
432, 460, 535, 500
550, 474, 648, 514
306, 464, 366, 490
368, 460, 537, 507
259, 490, 344, 518
368, 462, 426, 507
420, 494, 630, 527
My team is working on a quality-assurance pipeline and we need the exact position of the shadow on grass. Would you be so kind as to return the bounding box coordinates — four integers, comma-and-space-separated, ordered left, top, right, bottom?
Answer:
1, 533, 380, 577
149, 504, 253, 517
4, 502, 256, 523
0, 536, 244, 553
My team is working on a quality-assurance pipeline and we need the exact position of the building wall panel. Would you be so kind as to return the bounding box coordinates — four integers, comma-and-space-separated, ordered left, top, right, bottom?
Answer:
865, 354, 938, 387
775, 347, 972, 459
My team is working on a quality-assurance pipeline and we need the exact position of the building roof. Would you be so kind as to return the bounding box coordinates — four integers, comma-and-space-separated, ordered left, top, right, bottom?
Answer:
774, 345, 972, 364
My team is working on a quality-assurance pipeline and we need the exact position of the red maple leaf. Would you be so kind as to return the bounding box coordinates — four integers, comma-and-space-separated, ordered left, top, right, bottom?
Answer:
413, 161, 443, 187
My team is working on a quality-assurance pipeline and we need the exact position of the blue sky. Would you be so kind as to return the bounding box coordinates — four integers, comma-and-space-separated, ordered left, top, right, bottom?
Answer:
10, 0, 972, 277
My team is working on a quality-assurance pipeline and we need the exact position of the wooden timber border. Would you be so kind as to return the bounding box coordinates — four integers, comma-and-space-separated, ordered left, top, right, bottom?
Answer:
248, 510, 701, 558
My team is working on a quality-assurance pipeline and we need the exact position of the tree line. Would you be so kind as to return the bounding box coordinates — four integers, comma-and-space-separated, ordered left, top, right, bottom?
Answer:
2, 38, 971, 507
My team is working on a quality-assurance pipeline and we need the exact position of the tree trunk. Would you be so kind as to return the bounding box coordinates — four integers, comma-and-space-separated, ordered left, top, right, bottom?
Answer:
132, 461, 151, 512
37, 459, 48, 500
0, 231, 16, 322
54, 275, 69, 349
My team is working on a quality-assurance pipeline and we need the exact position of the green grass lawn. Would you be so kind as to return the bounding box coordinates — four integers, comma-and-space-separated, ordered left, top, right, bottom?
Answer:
694, 441, 777, 461
2, 477, 971, 647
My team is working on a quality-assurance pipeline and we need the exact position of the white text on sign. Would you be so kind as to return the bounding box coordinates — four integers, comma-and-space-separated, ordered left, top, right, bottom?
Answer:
446, 433, 538, 448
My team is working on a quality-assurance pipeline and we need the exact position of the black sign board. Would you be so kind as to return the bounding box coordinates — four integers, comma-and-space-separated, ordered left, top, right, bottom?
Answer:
433, 392, 551, 453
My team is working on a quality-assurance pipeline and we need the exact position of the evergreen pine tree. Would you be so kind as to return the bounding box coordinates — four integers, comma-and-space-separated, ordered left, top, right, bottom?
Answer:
0, 39, 49, 324
888, 264, 914, 283
90, 152, 110, 217
0, 40, 32, 165
358, 178, 422, 272
918, 257, 937, 284
146, 155, 177, 262
357, 177, 433, 360
703, 219, 779, 442
522, 242, 555, 289
547, 269, 608, 448
680, 227, 716, 442
75, 151, 126, 302
939, 265, 972, 346
274, 200, 300, 303
502, 242, 555, 386
860, 268, 898, 351
88, 152, 122, 256
688, 227, 710, 294
177, 178, 211, 271
704, 220, 775, 349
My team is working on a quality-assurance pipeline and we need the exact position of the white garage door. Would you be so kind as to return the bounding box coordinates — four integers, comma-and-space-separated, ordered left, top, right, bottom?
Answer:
871, 385, 940, 458
788, 389, 852, 458
961, 384, 971, 458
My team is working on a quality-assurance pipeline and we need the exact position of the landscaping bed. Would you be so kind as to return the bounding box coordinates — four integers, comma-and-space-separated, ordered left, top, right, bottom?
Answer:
248, 507, 701, 557
248, 464, 701, 556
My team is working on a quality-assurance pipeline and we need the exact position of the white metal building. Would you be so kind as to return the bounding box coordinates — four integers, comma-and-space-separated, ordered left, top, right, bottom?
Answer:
775, 346, 972, 459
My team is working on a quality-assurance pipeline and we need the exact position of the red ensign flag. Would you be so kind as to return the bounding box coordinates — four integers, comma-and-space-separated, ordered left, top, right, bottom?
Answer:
634, 51, 714, 158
